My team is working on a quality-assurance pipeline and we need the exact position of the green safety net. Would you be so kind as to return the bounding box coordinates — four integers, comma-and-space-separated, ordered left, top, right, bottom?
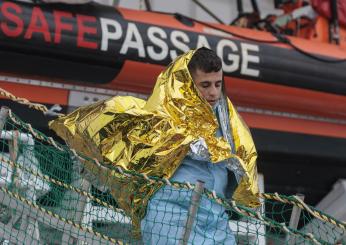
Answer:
0, 110, 345, 245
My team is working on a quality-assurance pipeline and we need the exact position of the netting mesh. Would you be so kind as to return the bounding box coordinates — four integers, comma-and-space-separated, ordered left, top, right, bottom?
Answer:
0, 109, 345, 245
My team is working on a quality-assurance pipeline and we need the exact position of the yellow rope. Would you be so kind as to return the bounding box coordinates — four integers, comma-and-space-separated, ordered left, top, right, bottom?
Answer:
8, 111, 64, 151
0, 155, 324, 245
229, 200, 322, 245
259, 193, 346, 231
2, 85, 344, 244
0, 186, 120, 244
0, 87, 64, 117
0, 156, 125, 216
6, 108, 346, 235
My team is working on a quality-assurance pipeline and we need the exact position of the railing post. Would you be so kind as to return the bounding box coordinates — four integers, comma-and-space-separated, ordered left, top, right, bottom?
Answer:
286, 193, 305, 244
180, 180, 205, 245
0, 107, 9, 132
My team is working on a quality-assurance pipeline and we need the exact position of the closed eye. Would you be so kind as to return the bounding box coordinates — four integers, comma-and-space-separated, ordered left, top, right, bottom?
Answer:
201, 81, 211, 88
200, 81, 222, 88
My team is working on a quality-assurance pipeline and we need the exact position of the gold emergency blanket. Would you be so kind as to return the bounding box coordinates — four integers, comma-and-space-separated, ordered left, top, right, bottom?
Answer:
49, 50, 259, 233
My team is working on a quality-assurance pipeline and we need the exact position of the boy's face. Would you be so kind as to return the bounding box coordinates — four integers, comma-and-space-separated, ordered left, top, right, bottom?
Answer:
192, 68, 223, 106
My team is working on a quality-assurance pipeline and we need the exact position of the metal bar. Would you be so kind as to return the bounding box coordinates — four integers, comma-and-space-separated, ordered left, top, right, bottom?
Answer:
250, 0, 259, 14
1, 131, 34, 145
0, 219, 41, 245
286, 193, 305, 245
19, 215, 41, 243
8, 130, 19, 194
0, 107, 9, 132
8, 131, 18, 163
0, 188, 115, 245
60, 174, 91, 244
191, 0, 224, 24
144, 0, 152, 11
236, 0, 243, 14
180, 180, 205, 245
330, 0, 340, 44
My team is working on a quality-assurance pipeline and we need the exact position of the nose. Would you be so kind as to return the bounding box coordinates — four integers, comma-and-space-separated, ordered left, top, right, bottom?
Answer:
209, 85, 219, 97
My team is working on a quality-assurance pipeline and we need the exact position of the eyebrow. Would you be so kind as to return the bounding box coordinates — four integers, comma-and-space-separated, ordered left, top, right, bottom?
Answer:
200, 80, 222, 84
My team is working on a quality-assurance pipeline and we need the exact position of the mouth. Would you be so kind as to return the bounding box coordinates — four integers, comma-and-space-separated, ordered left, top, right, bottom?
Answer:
208, 100, 217, 105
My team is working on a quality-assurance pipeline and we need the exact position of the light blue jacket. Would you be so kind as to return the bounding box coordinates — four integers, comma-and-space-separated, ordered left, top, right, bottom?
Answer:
141, 104, 237, 244
171, 115, 229, 198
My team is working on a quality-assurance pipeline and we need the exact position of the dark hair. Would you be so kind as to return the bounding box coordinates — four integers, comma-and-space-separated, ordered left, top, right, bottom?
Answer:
188, 47, 222, 75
